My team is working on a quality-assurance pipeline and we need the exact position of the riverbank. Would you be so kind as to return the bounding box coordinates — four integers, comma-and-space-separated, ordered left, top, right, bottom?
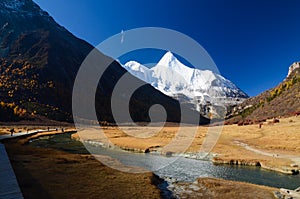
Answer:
3, 132, 162, 199
72, 116, 300, 175
165, 177, 276, 198
212, 116, 300, 175
3, 130, 279, 199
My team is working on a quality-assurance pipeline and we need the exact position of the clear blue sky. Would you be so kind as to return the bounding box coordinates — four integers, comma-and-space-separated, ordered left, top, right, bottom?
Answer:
33, 0, 300, 96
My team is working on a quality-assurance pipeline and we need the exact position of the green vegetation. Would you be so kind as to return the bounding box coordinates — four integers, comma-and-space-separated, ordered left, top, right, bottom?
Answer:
240, 104, 261, 119
267, 75, 300, 102
239, 74, 300, 119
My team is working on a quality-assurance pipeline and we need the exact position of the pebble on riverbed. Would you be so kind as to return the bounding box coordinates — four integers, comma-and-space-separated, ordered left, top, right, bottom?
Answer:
164, 177, 208, 198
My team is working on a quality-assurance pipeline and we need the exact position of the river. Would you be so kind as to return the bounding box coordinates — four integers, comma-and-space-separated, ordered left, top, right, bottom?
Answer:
28, 132, 300, 190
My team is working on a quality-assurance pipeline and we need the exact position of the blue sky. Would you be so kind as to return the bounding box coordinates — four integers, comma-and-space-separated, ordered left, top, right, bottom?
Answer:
34, 0, 300, 96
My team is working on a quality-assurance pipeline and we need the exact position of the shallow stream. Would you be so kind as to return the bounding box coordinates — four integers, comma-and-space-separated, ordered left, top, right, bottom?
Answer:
28, 132, 300, 190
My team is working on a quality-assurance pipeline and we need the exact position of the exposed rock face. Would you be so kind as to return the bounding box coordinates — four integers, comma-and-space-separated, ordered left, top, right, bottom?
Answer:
287, 62, 300, 79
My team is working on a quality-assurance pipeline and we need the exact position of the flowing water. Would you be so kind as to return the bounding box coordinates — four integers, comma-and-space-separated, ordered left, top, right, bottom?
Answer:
28, 132, 300, 190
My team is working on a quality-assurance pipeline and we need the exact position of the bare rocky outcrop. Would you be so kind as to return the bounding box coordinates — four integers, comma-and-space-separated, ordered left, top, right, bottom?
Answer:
287, 62, 300, 79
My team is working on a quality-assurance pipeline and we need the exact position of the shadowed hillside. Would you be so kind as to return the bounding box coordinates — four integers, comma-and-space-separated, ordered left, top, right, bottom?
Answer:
0, 0, 208, 124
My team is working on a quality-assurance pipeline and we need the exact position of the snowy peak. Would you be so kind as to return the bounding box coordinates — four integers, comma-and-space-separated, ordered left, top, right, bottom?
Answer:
122, 52, 248, 108
157, 51, 178, 67
124, 61, 155, 84
156, 51, 192, 73
124, 61, 148, 71
154, 51, 194, 84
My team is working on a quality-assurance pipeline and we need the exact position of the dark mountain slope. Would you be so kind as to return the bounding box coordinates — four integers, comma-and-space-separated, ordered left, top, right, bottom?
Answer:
0, 0, 93, 121
0, 0, 208, 124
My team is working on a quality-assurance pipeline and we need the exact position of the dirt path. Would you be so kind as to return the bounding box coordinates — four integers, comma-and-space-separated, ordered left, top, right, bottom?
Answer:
234, 140, 300, 166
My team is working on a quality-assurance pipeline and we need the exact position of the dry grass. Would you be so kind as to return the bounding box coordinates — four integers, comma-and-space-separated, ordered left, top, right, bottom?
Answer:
75, 116, 300, 173
212, 116, 300, 172
4, 128, 280, 199
4, 138, 161, 199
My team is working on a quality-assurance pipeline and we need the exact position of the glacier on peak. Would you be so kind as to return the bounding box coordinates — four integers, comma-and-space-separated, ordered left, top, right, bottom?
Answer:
123, 52, 248, 113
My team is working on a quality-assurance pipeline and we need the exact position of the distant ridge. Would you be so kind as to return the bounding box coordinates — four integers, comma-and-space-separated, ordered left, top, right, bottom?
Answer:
226, 62, 300, 123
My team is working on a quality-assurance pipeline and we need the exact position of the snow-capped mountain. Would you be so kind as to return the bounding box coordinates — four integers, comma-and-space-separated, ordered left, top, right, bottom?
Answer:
123, 52, 248, 113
